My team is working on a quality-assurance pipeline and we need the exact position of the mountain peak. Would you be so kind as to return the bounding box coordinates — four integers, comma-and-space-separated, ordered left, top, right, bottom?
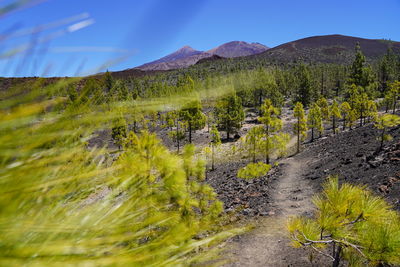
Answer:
178, 45, 196, 51
137, 41, 269, 71
137, 45, 203, 70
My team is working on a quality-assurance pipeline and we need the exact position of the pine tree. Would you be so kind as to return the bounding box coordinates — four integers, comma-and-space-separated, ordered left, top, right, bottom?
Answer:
348, 85, 370, 126
347, 83, 360, 109
214, 93, 245, 140
128, 77, 141, 99
348, 43, 366, 87
166, 111, 176, 130
288, 176, 400, 267
365, 100, 378, 123
209, 125, 221, 170
253, 68, 269, 109
383, 89, 393, 113
347, 43, 377, 97
348, 43, 376, 89
317, 97, 330, 122
330, 100, 342, 134
242, 126, 264, 163
144, 110, 158, 130
253, 68, 283, 110
293, 102, 307, 153
295, 64, 313, 107
340, 101, 355, 130
176, 74, 195, 93
128, 103, 144, 133
273, 132, 291, 158
378, 48, 397, 93
110, 80, 130, 102
374, 114, 400, 151
179, 100, 206, 143
333, 66, 346, 97
354, 92, 369, 126
348, 108, 357, 129
386, 81, 399, 114
111, 116, 127, 150
320, 68, 325, 96
80, 78, 102, 106
206, 110, 214, 133
307, 103, 323, 142
259, 99, 283, 164
103, 70, 115, 93
167, 111, 186, 153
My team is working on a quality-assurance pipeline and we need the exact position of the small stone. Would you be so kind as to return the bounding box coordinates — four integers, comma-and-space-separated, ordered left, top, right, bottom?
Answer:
242, 208, 251, 215
366, 155, 375, 161
344, 158, 352, 165
368, 161, 380, 168
388, 177, 399, 186
378, 185, 390, 194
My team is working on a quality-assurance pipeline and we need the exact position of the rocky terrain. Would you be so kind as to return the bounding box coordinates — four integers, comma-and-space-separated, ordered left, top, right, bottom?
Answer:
206, 113, 400, 218
85, 104, 400, 266
303, 120, 400, 210
221, 153, 327, 267
207, 113, 400, 267
89, 109, 400, 217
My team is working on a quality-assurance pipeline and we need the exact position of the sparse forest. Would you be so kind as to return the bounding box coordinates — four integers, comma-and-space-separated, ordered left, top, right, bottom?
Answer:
1, 2, 400, 265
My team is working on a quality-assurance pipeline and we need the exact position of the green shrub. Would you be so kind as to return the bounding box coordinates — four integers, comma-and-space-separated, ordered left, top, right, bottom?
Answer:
288, 176, 400, 267
237, 162, 271, 179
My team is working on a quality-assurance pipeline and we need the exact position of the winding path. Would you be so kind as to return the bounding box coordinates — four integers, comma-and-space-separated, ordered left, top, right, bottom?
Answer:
223, 154, 322, 266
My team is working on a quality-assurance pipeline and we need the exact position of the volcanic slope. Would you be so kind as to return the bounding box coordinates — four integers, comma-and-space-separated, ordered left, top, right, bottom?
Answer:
254, 34, 400, 64
217, 118, 400, 266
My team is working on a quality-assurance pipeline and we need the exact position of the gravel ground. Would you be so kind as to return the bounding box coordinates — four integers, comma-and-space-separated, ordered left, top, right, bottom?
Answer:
301, 120, 400, 210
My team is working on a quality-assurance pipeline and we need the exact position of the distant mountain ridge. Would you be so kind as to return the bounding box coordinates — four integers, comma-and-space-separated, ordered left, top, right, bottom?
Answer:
254, 34, 400, 64
137, 41, 269, 71
115, 34, 400, 77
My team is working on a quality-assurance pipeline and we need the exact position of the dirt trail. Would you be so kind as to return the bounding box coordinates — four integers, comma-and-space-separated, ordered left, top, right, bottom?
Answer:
223, 153, 322, 266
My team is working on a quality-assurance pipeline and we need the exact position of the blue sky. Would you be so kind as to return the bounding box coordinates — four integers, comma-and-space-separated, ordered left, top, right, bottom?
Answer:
0, 0, 399, 77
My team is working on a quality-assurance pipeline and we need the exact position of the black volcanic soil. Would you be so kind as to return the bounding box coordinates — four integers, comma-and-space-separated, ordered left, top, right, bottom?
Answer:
208, 116, 400, 216
302, 122, 400, 210
88, 108, 400, 214
89, 108, 400, 216
85, 106, 400, 266
212, 115, 400, 267
206, 161, 275, 217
